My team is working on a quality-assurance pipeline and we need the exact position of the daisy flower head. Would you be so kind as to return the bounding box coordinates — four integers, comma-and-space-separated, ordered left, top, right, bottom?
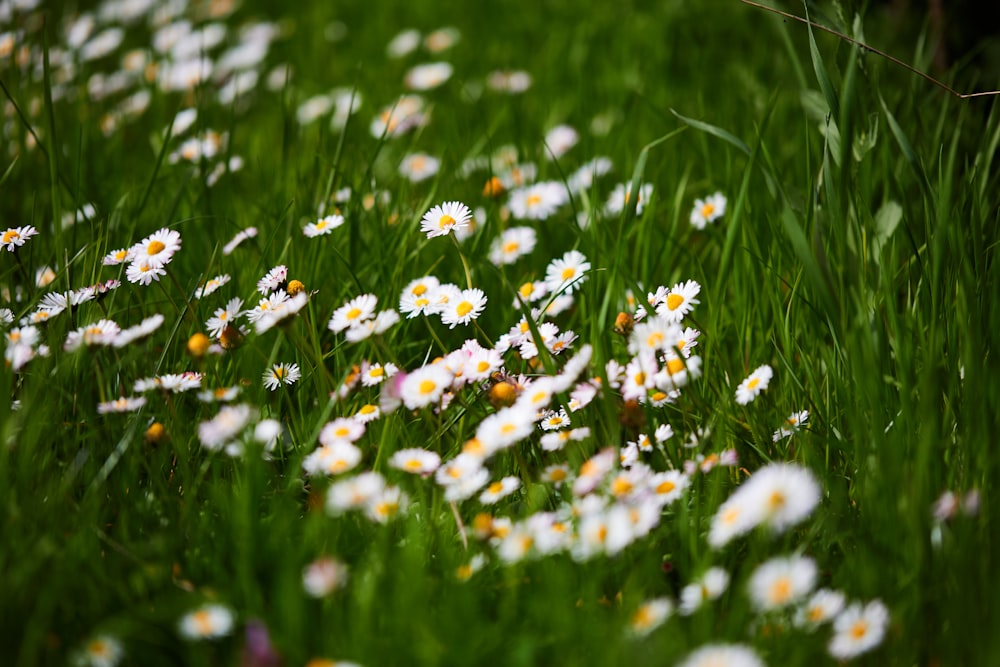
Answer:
748, 555, 817, 612
507, 181, 569, 220
653, 280, 701, 322
386, 28, 420, 58
689, 191, 727, 230
65, 319, 121, 351
544, 250, 591, 295
178, 603, 235, 640
194, 274, 230, 299
479, 476, 521, 504
2, 225, 39, 252
360, 361, 398, 387
399, 363, 453, 410
828, 600, 889, 660
439, 287, 487, 329
404, 62, 453, 90
75, 633, 124, 667
735, 363, 773, 405
420, 200, 472, 238
605, 182, 653, 217
489, 226, 537, 266
302, 557, 349, 598
125, 261, 166, 286
197, 404, 254, 451
795, 588, 846, 628
675, 643, 764, 667
543, 124, 579, 160
319, 417, 365, 445
399, 152, 440, 182
97, 396, 147, 414
329, 293, 378, 333
303, 214, 344, 237
257, 265, 288, 295
389, 448, 441, 476
222, 226, 257, 255
486, 69, 532, 94
343, 309, 400, 342
102, 247, 133, 266
205, 297, 244, 339
302, 441, 363, 477
773, 409, 809, 442
679, 567, 730, 616
435, 453, 490, 502
130, 227, 181, 267
262, 362, 301, 391
629, 597, 673, 637
424, 26, 460, 52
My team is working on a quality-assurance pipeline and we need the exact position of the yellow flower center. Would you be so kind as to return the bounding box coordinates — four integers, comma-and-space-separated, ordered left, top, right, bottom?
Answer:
3, 230, 20, 244
633, 372, 646, 385
369, 367, 385, 378
850, 621, 868, 639
656, 480, 676, 494
548, 469, 567, 482
415, 297, 430, 307
769, 577, 791, 604
747, 378, 761, 390
808, 606, 825, 622
147, 240, 166, 255
611, 477, 633, 496
503, 241, 519, 254
316, 220, 328, 230
722, 506, 741, 525
346, 307, 362, 320
193, 610, 214, 634
666, 293, 684, 311
500, 423, 517, 435
274, 368, 285, 379
87, 640, 111, 657
632, 606, 654, 629
560, 267, 576, 280
651, 391, 667, 402
476, 361, 490, 373
412, 284, 427, 296
438, 214, 456, 229
456, 301, 473, 317
404, 459, 424, 471
334, 427, 349, 437
114, 249, 128, 260
519, 282, 534, 298
488, 481, 504, 494
359, 404, 376, 414
667, 357, 685, 375
456, 564, 474, 580
701, 203, 715, 218
526, 194, 542, 207
767, 490, 786, 511
647, 332, 664, 348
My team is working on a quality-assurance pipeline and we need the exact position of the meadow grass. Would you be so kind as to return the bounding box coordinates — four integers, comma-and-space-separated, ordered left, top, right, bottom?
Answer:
1, 0, 999, 665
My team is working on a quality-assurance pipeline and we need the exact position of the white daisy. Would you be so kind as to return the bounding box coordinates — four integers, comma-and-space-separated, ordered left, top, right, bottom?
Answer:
329, 294, 378, 333
420, 200, 472, 239
399, 152, 440, 182
735, 363, 773, 405
303, 214, 344, 237
404, 62, 453, 90
262, 362, 301, 391
544, 250, 590, 295
439, 288, 487, 329
488, 226, 536, 266
689, 191, 727, 229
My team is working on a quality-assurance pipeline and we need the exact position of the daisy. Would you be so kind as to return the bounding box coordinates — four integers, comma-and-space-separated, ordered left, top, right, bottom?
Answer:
648, 470, 689, 506
245, 290, 291, 325
255, 291, 309, 335
675, 644, 764, 667
125, 261, 166, 286
479, 476, 521, 504
205, 297, 243, 339
475, 404, 537, 456
541, 464, 571, 486
194, 274, 230, 298
439, 288, 487, 329
257, 265, 287, 295
262, 362, 301, 391
130, 228, 181, 267
320, 417, 365, 444
543, 124, 578, 160
102, 247, 133, 266
327, 472, 387, 514
507, 182, 569, 220
486, 69, 532, 93
303, 214, 344, 237
370, 95, 427, 139
343, 309, 399, 342
420, 200, 472, 238
489, 226, 537, 266
353, 403, 381, 423
389, 448, 441, 476
222, 226, 257, 255
76, 634, 124, 667
424, 27, 460, 52
567, 156, 613, 194
404, 62, 453, 90
605, 182, 653, 216
679, 567, 730, 615
97, 396, 147, 414
544, 250, 591, 296
198, 404, 253, 450
112, 314, 165, 347
1, 225, 39, 251
65, 320, 121, 351
302, 441, 362, 477
572, 448, 617, 496
386, 28, 420, 58
689, 191, 727, 230
399, 152, 440, 182
434, 453, 490, 502
329, 294, 378, 333
653, 280, 701, 322
360, 361, 398, 387
748, 555, 817, 611
399, 363, 453, 410
178, 604, 235, 640
773, 409, 809, 442
735, 364, 773, 405
629, 597, 673, 637
539, 407, 570, 431
302, 557, 349, 598
197, 386, 241, 403
828, 600, 889, 659
365, 486, 407, 523
795, 588, 846, 628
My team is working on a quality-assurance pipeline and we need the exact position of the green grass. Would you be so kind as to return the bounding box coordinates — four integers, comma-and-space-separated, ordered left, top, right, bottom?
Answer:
1, 0, 999, 665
